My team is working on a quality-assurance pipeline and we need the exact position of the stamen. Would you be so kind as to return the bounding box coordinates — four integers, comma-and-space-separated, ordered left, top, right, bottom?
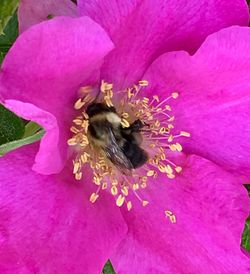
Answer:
165, 210, 177, 223
116, 194, 125, 207
68, 81, 190, 216
90, 192, 99, 203
127, 201, 132, 211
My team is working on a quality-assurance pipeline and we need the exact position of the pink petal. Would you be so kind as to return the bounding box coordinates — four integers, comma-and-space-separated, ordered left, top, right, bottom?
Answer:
0, 144, 127, 273
4, 100, 62, 174
144, 26, 250, 177
0, 16, 113, 174
18, 0, 78, 33
111, 155, 250, 273
79, 0, 249, 88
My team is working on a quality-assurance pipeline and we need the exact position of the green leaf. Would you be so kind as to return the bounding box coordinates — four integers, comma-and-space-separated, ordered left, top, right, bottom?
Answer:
0, 129, 45, 156
0, 0, 18, 35
23, 121, 43, 138
102, 260, 116, 274
0, 51, 4, 63
0, 9, 18, 64
244, 184, 250, 194
241, 216, 250, 252
0, 104, 25, 145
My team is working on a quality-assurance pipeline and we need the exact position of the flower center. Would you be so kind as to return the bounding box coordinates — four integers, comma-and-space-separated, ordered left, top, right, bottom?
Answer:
67, 80, 190, 215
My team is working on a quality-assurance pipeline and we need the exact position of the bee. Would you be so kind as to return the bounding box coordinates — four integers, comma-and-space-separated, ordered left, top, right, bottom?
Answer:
86, 102, 148, 173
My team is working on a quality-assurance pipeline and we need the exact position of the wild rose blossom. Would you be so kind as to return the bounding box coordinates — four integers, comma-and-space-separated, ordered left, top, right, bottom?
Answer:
0, 0, 250, 273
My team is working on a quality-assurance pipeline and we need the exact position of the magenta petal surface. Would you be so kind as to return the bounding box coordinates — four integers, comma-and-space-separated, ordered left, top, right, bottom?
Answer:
18, 0, 78, 33
79, 0, 249, 88
144, 26, 250, 177
0, 16, 113, 174
111, 155, 250, 273
0, 144, 127, 273
4, 100, 62, 174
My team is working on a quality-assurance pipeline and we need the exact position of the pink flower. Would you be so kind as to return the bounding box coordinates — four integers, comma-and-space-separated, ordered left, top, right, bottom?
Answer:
0, 1, 250, 273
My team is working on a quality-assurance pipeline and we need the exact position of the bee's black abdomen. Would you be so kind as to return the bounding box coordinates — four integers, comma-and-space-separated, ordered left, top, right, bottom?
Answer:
86, 103, 116, 117
122, 141, 148, 169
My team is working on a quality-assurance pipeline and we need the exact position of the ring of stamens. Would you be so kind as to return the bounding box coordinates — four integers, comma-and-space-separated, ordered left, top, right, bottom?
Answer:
68, 80, 190, 216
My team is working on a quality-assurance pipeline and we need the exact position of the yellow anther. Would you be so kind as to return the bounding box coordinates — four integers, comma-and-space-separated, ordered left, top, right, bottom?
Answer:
104, 96, 114, 107
79, 142, 88, 148
169, 215, 176, 223
165, 164, 173, 174
70, 126, 80, 134
107, 89, 113, 98
83, 112, 89, 120
105, 83, 113, 90
73, 161, 80, 174
112, 179, 118, 186
102, 182, 108, 190
121, 112, 129, 119
141, 183, 147, 189
75, 172, 82, 180
121, 186, 129, 196
155, 120, 161, 127
169, 144, 177, 151
175, 143, 182, 152
93, 176, 101, 186
165, 105, 172, 111
142, 200, 149, 206
90, 193, 99, 203
67, 138, 77, 146
158, 164, 167, 173
167, 173, 175, 179
168, 135, 174, 142
168, 124, 174, 129
111, 186, 118, 195
127, 88, 134, 99
175, 166, 182, 173
159, 127, 166, 134
147, 170, 155, 177
73, 119, 83, 125
116, 194, 125, 207
80, 153, 89, 164
168, 116, 175, 122
160, 153, 166, 161
153, 95, 160, 102
74, 98, 86, 110
172, 92, 179, 99
180, 131, 191, 137
165, 210, 176, 223
100, 80, 106, 93
127, 201, 132, 211
138, 80, 149, 87
79, 134, 89, 143
132, 183, 139, 190
121, 118, 130, 128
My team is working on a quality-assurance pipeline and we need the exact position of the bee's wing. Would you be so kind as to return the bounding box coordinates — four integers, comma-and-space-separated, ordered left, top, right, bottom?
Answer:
104, 128, 133, 172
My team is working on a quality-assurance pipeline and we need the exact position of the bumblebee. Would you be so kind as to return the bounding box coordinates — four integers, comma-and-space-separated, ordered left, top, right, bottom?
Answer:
86, 102, 148, 172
